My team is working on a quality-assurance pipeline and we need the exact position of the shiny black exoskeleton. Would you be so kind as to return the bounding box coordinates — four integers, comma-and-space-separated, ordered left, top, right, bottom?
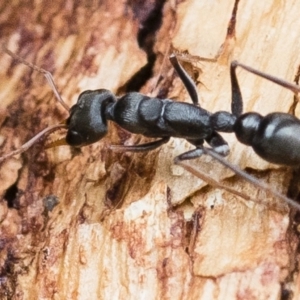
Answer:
66, 55, 300, 165
66, 55, 234, 161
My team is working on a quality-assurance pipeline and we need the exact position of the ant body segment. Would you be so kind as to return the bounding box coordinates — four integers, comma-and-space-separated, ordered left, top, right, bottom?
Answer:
2, 47, 300, 210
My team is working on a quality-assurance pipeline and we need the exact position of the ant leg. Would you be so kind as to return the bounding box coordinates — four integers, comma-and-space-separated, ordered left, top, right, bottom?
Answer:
169, 54, 200, 106
174, 132, 229, 163
2, 45, 70, 112
203, 147, 300, 211
177, 160, 259, 204
174, 147, 205, 163
232, 61, 300, 94
110, 137, 170, 152
230, 61, 243, 117
205, 132, 230, 156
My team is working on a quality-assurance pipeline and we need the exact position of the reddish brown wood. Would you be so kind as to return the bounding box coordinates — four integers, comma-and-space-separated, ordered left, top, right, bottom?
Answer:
1, 1, 300, 299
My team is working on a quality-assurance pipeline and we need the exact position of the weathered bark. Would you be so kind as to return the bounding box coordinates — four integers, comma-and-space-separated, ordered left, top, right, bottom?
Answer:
0, 0, 300, 299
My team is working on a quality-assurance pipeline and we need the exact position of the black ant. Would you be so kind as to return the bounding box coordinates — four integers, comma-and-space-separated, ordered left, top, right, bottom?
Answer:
1, 46, 300, 210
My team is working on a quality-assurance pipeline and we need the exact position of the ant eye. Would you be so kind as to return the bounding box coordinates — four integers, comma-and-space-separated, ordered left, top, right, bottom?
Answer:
66, 130, 83, 146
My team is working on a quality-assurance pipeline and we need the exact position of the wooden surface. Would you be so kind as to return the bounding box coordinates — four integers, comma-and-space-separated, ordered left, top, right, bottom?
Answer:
0, 0, 300, 299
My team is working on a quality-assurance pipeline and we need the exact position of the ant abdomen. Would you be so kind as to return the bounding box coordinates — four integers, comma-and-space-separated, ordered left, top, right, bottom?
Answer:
247, 113, 300, 165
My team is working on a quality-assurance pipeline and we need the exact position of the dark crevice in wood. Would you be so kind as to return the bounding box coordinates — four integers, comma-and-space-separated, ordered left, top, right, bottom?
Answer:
118, 0, 167, 93
3, 183, 19, 208
280, 286, 293, 300
226, 0, 240, 38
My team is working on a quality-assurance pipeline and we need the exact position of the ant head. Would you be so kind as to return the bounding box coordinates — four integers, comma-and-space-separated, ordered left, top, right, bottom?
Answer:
66, 89, 116, 147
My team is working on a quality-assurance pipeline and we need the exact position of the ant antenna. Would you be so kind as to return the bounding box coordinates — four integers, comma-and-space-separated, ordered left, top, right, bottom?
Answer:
2, 45, 70, 112
195, 148, 300, 211
0, 123, 67, 163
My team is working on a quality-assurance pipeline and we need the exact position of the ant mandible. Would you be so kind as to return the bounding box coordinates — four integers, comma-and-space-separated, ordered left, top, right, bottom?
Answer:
2, 46, 300, 210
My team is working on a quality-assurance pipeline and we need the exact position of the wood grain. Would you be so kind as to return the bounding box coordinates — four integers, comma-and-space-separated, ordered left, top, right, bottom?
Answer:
0, 0, 300, 299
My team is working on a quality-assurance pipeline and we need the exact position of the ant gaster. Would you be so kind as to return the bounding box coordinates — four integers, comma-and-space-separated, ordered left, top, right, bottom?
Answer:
2, 46, 300, 210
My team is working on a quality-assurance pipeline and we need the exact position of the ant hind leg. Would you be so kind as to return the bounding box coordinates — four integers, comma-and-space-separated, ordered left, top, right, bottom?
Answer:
203, 147, 300, 211
232, 61, 300, 94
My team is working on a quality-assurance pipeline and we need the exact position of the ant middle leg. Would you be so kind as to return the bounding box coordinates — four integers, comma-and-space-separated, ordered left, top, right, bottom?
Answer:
205, 131, 230, 156
110, 137, 170, 152
174, 146, 205, 163
174, 132, 229, 163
